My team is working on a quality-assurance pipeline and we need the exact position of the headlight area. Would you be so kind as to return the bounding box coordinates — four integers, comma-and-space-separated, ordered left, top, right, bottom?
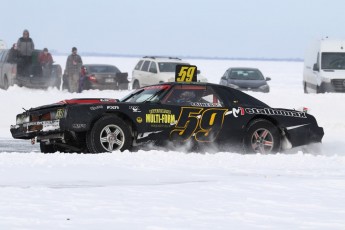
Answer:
15, 108, 66, 132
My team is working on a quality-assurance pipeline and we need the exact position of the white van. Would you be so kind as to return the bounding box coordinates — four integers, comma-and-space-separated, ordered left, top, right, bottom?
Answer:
303, 38, 345, 93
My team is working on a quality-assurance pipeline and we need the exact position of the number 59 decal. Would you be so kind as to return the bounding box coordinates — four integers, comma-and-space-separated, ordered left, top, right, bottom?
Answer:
175, 65, 197, 82
170, 107, 228, 142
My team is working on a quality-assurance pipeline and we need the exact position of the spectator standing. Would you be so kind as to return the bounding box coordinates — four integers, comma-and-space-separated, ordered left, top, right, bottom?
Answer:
65, 47, 83, 92
8, 43, 20, 63
17, 29, 35, 76
38, 48, 54, 78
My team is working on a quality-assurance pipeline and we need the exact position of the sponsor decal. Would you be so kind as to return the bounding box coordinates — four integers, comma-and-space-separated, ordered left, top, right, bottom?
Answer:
107, 106, 119, 110
225, 107, 245, 118
136, 117, 143, 123
245, 108, 307, 118
72, 124, 87, 129
190, 102, 222, 107
90, 105, 104, 110
146, 109, 176, 127
55, 109, 65, 119
129, 106, 141, 113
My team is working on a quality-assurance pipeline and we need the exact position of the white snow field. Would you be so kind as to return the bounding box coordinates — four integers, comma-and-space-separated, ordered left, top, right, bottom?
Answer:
0, 56, 345, 229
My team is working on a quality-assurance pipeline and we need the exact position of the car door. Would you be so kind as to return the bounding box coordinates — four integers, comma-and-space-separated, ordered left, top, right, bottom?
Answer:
142, 84, 230, 144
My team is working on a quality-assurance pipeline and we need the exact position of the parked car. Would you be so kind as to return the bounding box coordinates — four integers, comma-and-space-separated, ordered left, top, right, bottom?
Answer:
219, 67, 270, 93
0, 49, 62, 90
10, 82, 323, 154
131, 56, 207, 89
62, 64, 129, 92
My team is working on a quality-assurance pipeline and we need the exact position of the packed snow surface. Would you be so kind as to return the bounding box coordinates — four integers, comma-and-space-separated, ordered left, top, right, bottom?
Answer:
0, 56, 344, 229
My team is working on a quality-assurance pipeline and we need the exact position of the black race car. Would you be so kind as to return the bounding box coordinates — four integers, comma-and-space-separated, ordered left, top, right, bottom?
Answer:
10, 82, 324, 154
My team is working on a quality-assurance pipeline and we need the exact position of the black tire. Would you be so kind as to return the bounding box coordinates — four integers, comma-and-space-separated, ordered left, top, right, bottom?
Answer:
86, 116, 132, 153
316, 85, 324, 94
303, 82, 308, 94
40, 142, 56, 153
243, 119, 281, 154
132, 80, 140, 89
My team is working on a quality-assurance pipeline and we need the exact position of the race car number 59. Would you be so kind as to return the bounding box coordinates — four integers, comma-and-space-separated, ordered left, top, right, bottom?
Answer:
175, 65, 197, 82
170, 107, 228, 142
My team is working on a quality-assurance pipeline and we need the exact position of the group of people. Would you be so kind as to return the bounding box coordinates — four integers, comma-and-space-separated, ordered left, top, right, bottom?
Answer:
8, 29, 85, 92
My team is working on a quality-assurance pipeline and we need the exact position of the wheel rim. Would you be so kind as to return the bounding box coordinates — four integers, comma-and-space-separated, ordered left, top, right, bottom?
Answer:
99, 124, 125, 152
250, 128, 274, 154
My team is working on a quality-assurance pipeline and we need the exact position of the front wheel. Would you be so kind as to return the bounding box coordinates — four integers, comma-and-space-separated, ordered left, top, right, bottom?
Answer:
40, 142, 56, 153
86, 116, 132, 153
243, 119, 281, 154
303, 81, 308, 94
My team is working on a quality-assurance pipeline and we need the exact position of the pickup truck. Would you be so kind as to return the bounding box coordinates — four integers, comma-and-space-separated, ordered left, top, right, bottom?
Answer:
0, 49, 62, 90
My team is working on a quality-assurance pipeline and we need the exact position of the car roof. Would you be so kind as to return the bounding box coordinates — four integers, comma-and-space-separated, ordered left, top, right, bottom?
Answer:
144, 81, 220, 88
228, 67, 260, 71
83, 64, 116, 67
140, 56, 188, 63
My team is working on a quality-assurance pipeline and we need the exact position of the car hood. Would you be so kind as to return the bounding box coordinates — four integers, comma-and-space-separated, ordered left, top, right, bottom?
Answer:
29, 98, 119, 111
229, 79, 267, 88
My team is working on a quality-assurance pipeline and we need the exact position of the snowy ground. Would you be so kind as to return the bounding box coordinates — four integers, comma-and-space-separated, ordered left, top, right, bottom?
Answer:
0, 56, 345, 229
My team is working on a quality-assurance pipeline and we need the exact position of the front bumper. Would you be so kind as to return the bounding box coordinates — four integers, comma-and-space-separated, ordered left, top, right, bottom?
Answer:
319, 80, 345, 93
14, 76, 60, 89
285, 124, 324, 147
10, 119, 61, 139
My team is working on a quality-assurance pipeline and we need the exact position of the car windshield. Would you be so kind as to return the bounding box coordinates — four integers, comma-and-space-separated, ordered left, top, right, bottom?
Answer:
322, 52, 345, 70
120, 85, 171, 103
158, 62, 189, 72
229, 69, 264, 80
87, 66, 109, 73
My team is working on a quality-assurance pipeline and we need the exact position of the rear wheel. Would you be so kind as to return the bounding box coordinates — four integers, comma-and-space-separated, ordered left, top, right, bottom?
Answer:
86, 116, 132, 153
244, 119, 281, 154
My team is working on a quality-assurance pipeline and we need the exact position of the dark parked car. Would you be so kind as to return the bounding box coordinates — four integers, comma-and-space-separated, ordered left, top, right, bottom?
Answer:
10, 82, 323, 154
0, 49, 62, 90
220, 67, 270, 93
63, 64, 129, 92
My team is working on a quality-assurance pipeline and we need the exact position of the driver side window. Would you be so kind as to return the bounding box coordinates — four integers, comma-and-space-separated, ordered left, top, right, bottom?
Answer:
163, 85, 224, 107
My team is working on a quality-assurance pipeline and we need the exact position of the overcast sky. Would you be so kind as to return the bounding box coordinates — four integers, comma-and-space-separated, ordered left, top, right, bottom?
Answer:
1, 0, 344, 59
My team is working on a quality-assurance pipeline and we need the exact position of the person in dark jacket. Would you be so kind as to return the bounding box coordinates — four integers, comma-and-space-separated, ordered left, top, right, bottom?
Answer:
65, 47, 83, 92
8, 43, 20, 64
17, 29, 35, 76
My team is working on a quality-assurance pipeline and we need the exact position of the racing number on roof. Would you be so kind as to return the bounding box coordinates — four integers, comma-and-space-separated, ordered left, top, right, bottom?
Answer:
170, 107, 228, 142
175, 65, 197, 82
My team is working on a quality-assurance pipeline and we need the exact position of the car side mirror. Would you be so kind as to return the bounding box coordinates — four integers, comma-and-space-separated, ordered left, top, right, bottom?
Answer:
221, 76, 227, 80
313, 63, 319, 71
265, 77, 271, 81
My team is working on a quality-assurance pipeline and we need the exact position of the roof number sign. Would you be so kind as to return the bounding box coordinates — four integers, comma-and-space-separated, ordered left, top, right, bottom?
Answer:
175, 65, 197, 82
